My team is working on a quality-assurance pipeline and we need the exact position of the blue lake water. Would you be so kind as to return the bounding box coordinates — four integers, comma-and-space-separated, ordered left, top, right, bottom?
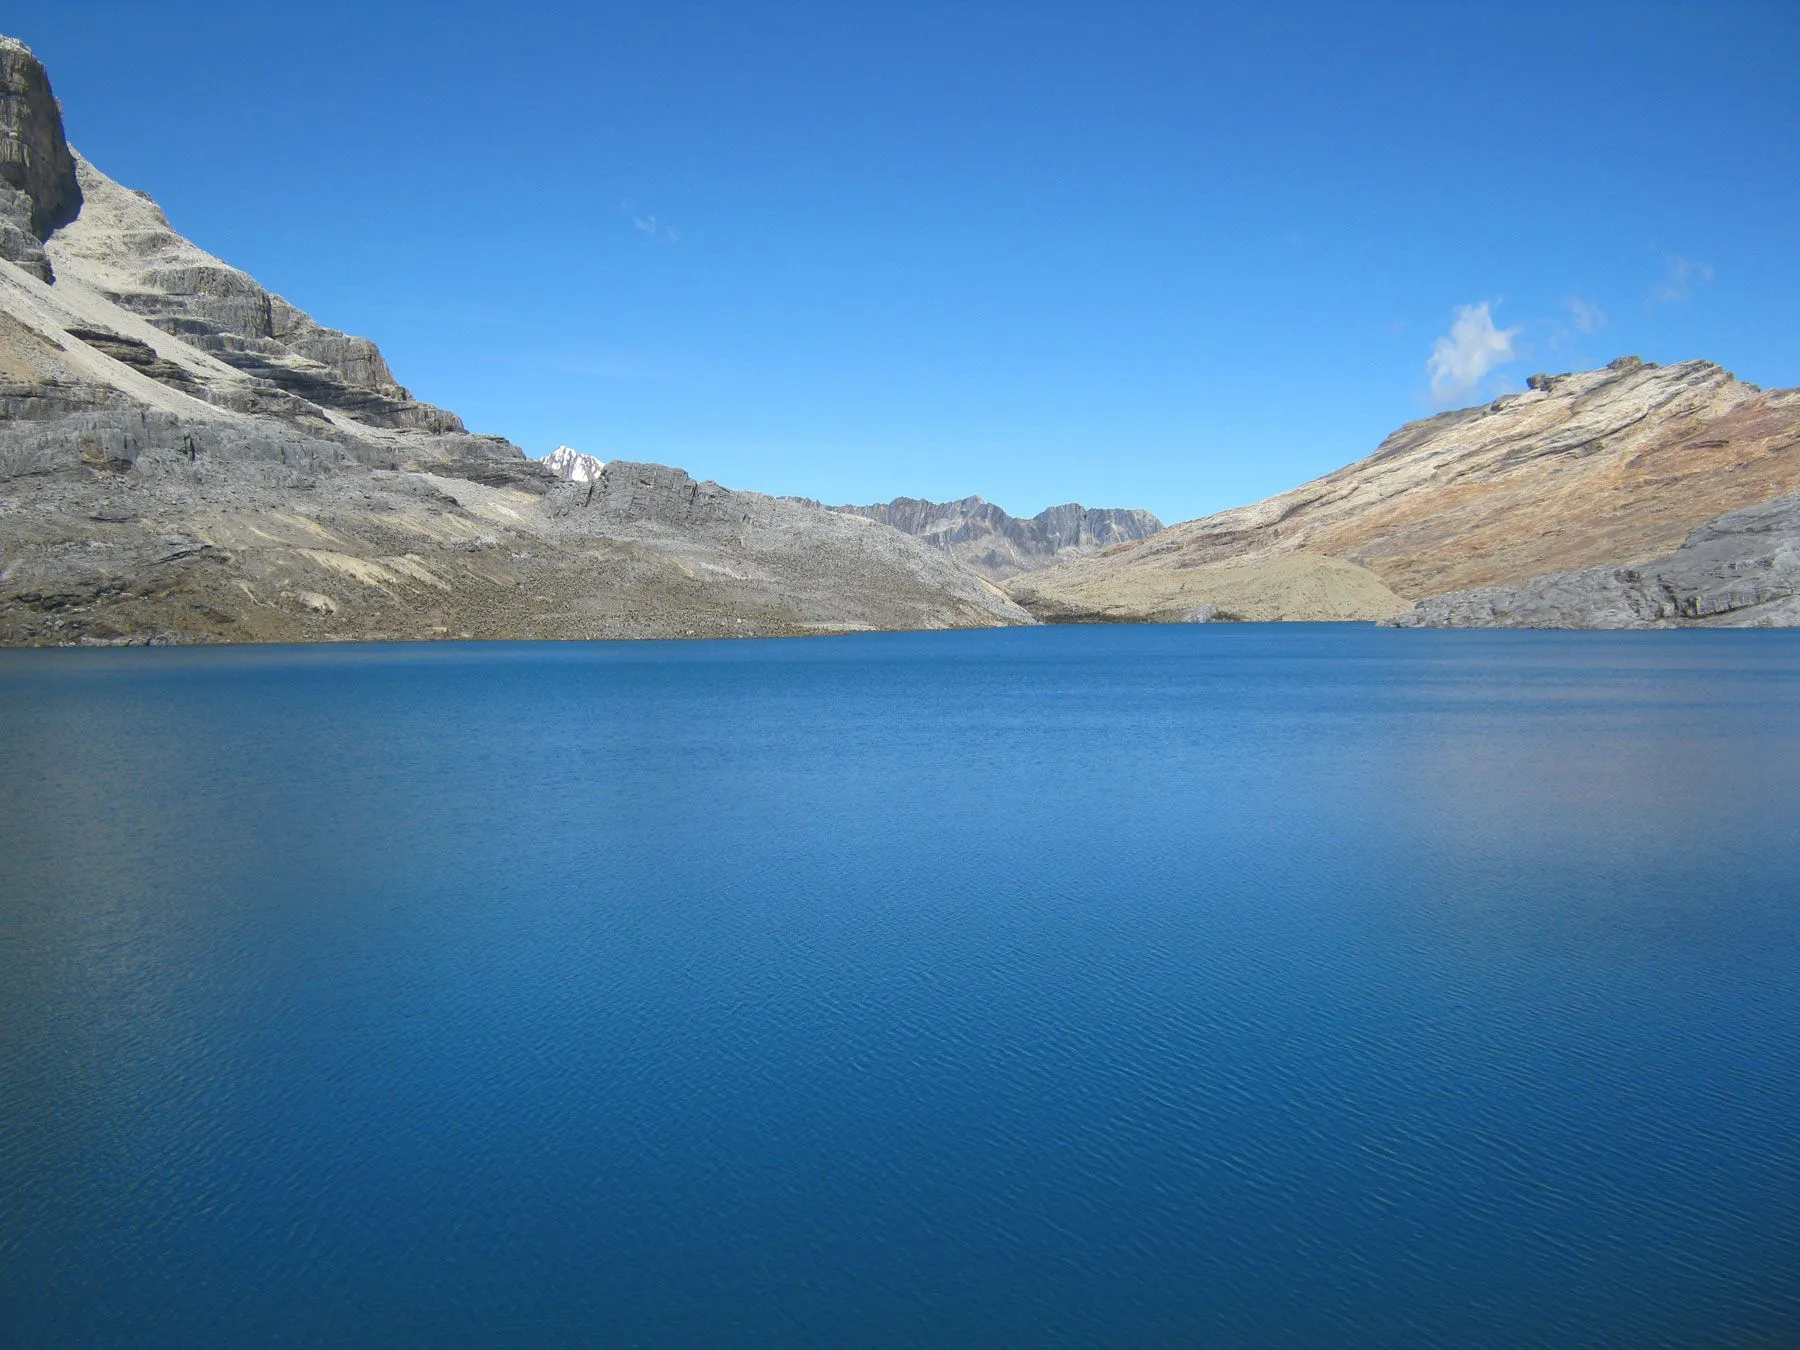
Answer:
2, 624, 1798, 1348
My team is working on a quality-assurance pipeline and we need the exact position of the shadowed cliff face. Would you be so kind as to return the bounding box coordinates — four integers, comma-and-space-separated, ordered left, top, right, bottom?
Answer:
837, 495, 1162, 581
0, 33, 1031, 646
1009, 356, 1800, 624
0, 37, 81, 283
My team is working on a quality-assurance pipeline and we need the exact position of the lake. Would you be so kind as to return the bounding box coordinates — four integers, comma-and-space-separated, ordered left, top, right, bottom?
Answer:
3, 625, 1798, 1347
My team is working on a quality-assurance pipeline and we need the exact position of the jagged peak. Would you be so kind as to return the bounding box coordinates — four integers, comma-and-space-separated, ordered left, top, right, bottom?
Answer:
833, 492, 1163, 581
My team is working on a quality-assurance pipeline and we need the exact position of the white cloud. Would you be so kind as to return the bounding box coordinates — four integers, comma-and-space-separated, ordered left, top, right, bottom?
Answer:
631, 213, 679, 244
1426, 301, 1522, 405
1565, 296, 1606, 334
1651, 252, 1713, 303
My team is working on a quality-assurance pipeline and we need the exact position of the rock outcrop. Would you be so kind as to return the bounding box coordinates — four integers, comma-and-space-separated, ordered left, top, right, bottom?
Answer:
1389, 490, 1800, 628
0, 34, 1029, 645
1009, 356, 1800, 624
837, 495, 1162, 581
0, 37, 80, 283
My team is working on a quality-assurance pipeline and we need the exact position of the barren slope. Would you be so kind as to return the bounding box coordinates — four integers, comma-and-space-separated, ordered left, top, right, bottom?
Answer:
1009, 357, 1800, 623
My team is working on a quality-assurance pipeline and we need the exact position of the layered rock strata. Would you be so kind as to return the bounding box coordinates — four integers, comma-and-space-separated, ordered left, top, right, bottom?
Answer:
47, 153, 465, 433
1009, 357, 1800, 624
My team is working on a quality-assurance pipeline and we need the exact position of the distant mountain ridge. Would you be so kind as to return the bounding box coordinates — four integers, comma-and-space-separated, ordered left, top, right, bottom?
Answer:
837, 495, 1162, 581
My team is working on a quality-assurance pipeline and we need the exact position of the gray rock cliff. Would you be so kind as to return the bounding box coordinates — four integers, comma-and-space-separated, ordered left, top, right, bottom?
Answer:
1388, 491, 1800, 628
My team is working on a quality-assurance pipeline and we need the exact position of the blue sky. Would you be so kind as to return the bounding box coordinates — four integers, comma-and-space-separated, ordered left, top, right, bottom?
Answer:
15, 2, 1799, 522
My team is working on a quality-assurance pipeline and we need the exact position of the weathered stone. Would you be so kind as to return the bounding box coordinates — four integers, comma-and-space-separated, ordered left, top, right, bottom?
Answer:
0, 37, 81, 282
1389, 491, 1800, 628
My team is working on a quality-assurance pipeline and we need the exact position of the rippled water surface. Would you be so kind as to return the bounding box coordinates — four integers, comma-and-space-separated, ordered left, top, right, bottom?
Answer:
3, 626, 1799, 1347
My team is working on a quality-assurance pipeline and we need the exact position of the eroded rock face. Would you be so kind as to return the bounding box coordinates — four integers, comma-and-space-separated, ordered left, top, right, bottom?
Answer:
1389, 490, 1800, 628
0, 32, 459, 438
0, 37, 81, 282
46, 156, 465, 433
1009, 356, 1800, 624
838, 495, 1162, 581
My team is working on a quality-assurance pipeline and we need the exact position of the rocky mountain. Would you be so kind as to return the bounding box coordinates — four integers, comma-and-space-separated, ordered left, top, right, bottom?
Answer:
1390, 488, 1800, 628
1008, 357, 1800, 624
0, 35, 1028, 645
836, 495, 1162, 581
544, 446, 604, 484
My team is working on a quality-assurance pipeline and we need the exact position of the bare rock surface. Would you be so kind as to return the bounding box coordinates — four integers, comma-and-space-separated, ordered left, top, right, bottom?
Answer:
1389, 490, 1800, 628
1010, 356, 1800, 624
0, 37, 80, 283
47, 154, 466, 434
0, 435, 1028, 645
837, 495, 1162, 581
0, 33, 1029, 646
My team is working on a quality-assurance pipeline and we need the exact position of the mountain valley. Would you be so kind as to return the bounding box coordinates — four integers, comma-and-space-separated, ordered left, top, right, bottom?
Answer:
4, 31, 1798, 642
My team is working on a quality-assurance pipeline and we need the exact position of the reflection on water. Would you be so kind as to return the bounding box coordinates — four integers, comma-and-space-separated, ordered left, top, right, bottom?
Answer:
2, 627, 1798, 1348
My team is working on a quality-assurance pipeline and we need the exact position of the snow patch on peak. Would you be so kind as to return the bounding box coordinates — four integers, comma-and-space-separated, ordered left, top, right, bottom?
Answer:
543, 446, 604, 484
